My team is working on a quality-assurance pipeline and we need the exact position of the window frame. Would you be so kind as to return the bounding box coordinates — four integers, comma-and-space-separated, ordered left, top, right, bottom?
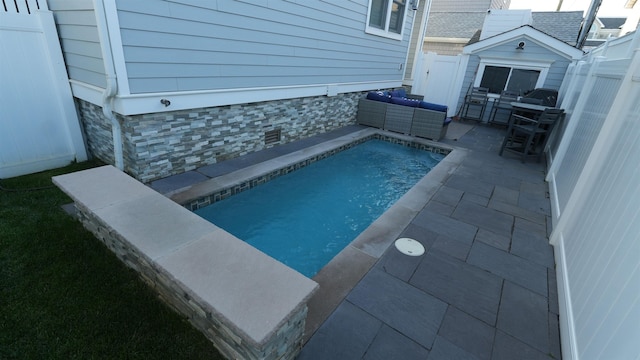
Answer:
365, 0, 408, 41
474, 58, 551, 97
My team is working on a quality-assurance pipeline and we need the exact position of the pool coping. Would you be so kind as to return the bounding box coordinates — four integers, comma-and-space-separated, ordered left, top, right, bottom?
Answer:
169, 128, 468, 342
52, 165, 319, 359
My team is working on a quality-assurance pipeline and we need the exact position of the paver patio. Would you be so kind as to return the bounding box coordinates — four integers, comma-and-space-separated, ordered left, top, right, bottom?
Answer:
151, 122, 561, 360
297, 123, 560, 360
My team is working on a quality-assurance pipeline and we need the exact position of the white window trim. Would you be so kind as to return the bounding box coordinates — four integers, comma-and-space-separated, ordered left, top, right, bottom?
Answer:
365, 0, 407, 41
474, 57, 552, 94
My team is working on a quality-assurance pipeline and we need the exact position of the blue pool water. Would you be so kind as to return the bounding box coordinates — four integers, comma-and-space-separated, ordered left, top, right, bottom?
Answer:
195, 139, 444, 277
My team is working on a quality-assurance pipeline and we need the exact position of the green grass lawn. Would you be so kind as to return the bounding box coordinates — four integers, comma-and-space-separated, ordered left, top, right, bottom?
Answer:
0, 162, 224, 359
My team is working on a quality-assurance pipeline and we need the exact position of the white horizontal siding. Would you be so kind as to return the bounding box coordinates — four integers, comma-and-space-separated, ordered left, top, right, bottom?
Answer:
431, 0, 491, 12
115, 0, 413, 94
456, 35, 573, 113
475, 37, 559, 59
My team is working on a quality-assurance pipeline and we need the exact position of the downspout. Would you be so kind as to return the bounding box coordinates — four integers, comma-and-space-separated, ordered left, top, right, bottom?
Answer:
94, 0, 124, 170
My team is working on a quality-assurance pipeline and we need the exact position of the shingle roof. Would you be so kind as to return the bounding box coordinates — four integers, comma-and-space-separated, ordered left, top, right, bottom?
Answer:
531, 11, 583, 44
426, 11, 583, 46
425, 12, 487, 38
599, 17, 626, 28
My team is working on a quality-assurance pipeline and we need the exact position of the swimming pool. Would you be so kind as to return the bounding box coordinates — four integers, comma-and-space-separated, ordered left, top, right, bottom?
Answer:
194, 139, 444, 277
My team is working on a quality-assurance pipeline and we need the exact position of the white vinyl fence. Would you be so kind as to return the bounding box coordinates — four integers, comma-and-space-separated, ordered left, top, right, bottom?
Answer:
546, 32, 640, 360
0, 0, 87, 179
411, 51, 467, 117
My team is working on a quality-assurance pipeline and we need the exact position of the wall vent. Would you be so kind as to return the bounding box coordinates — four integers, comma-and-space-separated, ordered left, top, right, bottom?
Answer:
264, 129, 281, 145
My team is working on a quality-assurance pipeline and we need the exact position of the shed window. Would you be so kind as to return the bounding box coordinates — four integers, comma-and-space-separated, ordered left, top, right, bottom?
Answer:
366, 0, 407, 40
480, 65, 541, 96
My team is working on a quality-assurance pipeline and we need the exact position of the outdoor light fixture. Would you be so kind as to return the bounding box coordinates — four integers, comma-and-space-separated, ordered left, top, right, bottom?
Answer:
516, 41, 526, 50
160, 99, 171, 107
410, 0, 419, 10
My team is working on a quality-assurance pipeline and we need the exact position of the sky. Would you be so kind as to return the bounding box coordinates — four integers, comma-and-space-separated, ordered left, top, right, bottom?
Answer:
509, 0, 632, 17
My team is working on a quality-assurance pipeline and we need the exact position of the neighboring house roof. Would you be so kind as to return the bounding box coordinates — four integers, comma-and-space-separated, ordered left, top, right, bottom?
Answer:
426, 12, 487, 39
427, 11, 583, 47
599, 17, 627, 28
531, 11, 583, 44
463, 25, 584, 59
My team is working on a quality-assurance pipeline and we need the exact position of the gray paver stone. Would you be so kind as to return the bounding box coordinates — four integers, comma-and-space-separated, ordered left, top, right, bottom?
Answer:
439, 306, 496, 360
411, 210, 478, 245
491, 331, 551, 360
452, 200, 514, 238
430, 235, 471, 261
497, 282, 549, 353
475, 228, 511, 251
363, 325, 430, 360
410, 252, 502, 325
347, 269, 447, 349
428, 336, 481, 360
297, 301, 380, 360
432, 185, 464, 206
467, 242, 548, 297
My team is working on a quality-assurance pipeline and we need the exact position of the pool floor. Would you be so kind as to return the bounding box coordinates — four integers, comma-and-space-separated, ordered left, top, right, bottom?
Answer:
194, 140, 444, 277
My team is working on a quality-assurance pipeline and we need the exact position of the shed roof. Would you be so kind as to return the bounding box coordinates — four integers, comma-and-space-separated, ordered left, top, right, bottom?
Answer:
426, 12, 487, 38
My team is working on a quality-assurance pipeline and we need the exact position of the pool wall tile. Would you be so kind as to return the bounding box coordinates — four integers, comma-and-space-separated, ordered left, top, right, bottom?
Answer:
184, 132, 452, 211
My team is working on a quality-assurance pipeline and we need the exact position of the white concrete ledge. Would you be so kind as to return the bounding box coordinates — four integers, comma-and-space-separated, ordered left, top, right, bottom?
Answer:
53, 166, 318, 357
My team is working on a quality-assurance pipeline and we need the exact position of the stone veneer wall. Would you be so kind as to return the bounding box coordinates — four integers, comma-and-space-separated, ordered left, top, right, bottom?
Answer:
76, 92, 365, 183
74, 201, 309, 360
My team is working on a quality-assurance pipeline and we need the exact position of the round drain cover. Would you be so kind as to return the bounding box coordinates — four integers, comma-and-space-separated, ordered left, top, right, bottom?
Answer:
394, 238, 425, 256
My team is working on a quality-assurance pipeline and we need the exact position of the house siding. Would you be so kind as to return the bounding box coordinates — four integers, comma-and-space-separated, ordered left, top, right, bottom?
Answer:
115, 0, 413, 94
474, 38, 570, 89
49, 0, 106, 89
457, 55, 481, 114
431, 0, 491, 12
405, 1, 426, 82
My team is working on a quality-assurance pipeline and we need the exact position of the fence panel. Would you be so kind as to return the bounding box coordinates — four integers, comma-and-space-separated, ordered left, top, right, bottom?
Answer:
0, 0, 87, 178
549, 33, 640, 359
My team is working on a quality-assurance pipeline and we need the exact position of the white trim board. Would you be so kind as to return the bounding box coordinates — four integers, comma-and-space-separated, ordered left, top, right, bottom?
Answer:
463, 25, 584, 60
552, 234, 579, 360
69, 80, 402, 116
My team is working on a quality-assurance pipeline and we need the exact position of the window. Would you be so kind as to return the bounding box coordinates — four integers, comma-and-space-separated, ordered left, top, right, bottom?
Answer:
366, 0, 407, 40
478, 64, 543, 96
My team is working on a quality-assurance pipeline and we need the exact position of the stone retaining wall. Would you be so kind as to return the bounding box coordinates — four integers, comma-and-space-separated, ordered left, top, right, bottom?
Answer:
53, 166, 317, 360
76, 92, 364, 183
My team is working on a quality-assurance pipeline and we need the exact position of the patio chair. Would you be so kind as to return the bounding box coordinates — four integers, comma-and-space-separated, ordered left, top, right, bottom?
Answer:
460, 87, 489, 122
489, 90, 519, 125
499, 108, 564, 163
